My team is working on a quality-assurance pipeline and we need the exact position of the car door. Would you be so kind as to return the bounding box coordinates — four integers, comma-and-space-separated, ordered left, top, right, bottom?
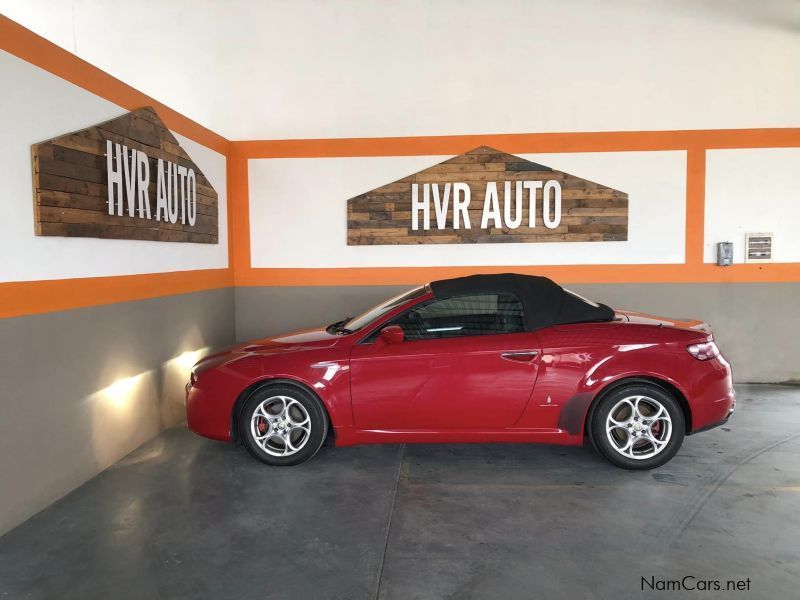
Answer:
349, 292, 542, 430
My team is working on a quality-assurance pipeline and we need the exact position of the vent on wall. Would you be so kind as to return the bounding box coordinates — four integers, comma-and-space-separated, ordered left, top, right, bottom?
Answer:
745, 232, 773, 263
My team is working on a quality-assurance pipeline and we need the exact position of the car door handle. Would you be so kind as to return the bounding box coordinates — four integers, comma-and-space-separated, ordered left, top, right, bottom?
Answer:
500, 351, 539, 363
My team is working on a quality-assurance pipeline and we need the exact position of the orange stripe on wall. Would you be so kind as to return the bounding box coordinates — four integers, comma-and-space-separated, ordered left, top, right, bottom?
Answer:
237, 264, 800, 287
0, 269, 233, 320
229, 147, 252, 285
234, 128, 800, 159
684, 147, 706, 266
0, 15, 229, 154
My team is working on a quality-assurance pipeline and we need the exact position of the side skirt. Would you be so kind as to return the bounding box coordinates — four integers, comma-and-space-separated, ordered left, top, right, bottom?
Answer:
332, 426, 581, 447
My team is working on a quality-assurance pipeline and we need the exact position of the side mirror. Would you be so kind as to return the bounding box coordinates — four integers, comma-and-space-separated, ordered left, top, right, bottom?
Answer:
379, 325, 405, 345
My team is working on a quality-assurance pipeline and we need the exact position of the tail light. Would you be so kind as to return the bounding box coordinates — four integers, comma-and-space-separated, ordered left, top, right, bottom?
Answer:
686, 341, 720, 361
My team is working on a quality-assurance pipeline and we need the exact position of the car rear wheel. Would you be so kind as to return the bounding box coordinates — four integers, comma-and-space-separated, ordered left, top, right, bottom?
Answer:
240, 384, 328, 466
590, 383, 685, 470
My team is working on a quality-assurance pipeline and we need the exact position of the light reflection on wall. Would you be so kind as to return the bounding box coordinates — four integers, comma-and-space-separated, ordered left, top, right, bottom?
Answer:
160, 347, 212, 426
172, 349, 206, 372
88, 345, 213, 471
101, 374, 141, 407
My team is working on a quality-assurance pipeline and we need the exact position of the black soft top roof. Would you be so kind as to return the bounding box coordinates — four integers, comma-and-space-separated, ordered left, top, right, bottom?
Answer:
429, 273, 615, 331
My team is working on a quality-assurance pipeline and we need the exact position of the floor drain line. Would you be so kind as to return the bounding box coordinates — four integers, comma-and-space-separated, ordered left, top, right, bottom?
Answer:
373, 443, 405, 600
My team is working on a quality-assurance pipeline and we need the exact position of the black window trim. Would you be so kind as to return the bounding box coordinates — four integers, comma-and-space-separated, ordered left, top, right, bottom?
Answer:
355, 292, 432, 345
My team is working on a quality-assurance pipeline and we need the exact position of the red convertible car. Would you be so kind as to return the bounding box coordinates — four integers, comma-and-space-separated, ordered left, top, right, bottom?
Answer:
186, 274, 734, 470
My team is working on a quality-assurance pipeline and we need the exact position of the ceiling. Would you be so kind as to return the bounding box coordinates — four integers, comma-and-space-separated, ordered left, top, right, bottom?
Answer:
2, 0, 798, 141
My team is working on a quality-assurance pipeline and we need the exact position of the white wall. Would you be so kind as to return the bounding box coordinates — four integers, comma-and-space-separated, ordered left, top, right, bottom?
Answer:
2, 0, 798, 140
705, 148, 800, 264
0, 50, 228, 283
248, 151, 686, 268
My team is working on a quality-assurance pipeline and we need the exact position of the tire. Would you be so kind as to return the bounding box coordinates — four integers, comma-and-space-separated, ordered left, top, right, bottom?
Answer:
239, 383, 328, 466
590, 383, 685, 470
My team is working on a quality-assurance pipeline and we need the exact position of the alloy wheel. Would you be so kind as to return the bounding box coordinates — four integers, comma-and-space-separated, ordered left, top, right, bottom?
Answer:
250, 395, 312, 457
605, 395, 672, 460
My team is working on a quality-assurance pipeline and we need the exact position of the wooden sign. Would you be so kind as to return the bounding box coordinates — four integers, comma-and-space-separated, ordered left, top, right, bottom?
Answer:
32, 107, 218, 243
347, 146, 628, 245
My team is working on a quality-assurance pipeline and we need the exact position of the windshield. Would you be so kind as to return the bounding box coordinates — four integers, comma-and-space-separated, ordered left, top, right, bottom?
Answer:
344, 286, 427, 331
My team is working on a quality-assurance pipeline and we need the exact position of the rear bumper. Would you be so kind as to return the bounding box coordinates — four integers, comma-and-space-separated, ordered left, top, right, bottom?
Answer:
686, 356, 736, 433
688, 408, 734, 436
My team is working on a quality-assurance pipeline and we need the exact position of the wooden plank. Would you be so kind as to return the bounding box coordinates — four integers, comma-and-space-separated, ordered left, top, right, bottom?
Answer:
347, 232, 610, 245
38, 189, 107, 212
415, 171, 511, 183
560, 215, 628, 226
195, 192, 218, 208
51, 133, 106, 155
50, 144, 105, 170
37, 173, 108, 197
97, 114, 162, 148
566, 224, 628, 234
37, 157, 106, 184
38, 221, 217, 244
424, 162, 509, 174
349, 227, 408, 237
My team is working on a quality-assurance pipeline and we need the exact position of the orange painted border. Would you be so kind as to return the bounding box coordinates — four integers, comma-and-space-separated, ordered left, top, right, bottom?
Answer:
230, 128, 800, 287
229, 146, 252, 285
235, 128, 800, 159
684, 147, 706, 266
0, 15, 229, 154
237, 264, 800, 287
0, 269, 232, 319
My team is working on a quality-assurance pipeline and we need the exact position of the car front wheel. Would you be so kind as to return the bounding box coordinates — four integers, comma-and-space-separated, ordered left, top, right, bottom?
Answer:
590, 383, 685, 470
240, 384, 328, 466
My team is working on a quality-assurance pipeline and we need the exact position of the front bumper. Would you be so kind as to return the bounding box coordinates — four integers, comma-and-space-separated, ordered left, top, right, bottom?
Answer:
185, 379, 236, 442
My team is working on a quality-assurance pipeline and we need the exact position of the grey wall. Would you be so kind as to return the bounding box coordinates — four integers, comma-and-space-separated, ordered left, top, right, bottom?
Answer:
235, 285, 410, 342
236, 283, 800, 384
0, 288, 235, 535
4, 280, 793, 534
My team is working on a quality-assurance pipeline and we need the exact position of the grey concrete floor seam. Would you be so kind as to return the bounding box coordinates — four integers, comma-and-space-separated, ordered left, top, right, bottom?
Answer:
373, 443, 405, 600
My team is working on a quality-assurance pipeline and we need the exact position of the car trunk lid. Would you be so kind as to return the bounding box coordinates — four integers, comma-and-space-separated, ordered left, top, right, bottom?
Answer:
614, 310, 712, 337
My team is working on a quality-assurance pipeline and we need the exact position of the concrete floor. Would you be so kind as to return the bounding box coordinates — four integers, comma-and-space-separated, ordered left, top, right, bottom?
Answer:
0, 384, 798, 600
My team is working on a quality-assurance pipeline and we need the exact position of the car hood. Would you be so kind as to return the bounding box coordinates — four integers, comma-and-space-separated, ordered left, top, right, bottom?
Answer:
192, 326, 344, 374
237, 327, 343, 354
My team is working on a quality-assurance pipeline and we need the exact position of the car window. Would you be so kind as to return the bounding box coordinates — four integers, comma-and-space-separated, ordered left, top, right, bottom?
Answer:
380, 293, 526, 341
344, 286, 427, 332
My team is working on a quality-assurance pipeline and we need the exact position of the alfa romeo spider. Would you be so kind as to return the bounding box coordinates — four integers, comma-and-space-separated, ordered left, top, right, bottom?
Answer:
186, 274, 735, 469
